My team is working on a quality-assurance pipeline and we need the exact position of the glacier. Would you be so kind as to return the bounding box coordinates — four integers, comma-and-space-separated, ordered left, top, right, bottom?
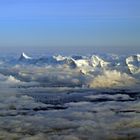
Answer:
0, 53, 139, 140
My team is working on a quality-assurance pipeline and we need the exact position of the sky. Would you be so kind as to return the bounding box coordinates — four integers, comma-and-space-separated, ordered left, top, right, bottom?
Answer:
0, 0, 140, 55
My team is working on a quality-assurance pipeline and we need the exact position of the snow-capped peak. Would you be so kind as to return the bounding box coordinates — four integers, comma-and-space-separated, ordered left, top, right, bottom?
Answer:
19, 52, 32, 60
53, 55, 66, 61
125, 54, 140, 74
90, 55, 109, 68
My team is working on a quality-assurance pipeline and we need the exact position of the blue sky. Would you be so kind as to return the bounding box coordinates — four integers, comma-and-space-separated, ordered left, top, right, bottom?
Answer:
0, 0, 140, 54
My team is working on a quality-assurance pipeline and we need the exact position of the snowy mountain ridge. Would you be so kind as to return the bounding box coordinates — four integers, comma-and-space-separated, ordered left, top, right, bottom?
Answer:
0, 52, 140, 89
19, 52, 32, 60
17, 53, 140, 73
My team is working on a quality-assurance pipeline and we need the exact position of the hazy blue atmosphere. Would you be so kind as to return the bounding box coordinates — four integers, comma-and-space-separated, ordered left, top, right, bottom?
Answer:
0, 0, 140, 54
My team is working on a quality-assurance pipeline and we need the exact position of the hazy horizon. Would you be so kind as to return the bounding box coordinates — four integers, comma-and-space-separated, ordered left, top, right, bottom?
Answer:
0, 45, 139, 56
0, 0, 140, 55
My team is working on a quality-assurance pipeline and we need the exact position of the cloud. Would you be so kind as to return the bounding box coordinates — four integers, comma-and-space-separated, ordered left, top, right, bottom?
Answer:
88, 70, 138, 89
0, 54, 139, 139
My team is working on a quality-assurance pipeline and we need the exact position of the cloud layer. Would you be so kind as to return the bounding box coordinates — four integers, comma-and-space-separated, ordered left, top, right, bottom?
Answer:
0, 53, 139, 139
